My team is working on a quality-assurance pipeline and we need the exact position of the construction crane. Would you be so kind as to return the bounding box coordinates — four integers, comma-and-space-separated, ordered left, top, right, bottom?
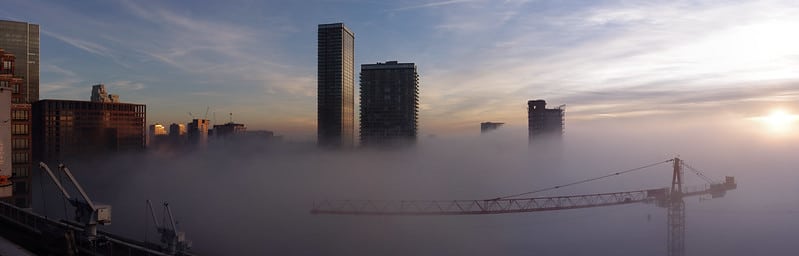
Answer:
38, 162, 112, 242
311, 157, 737, 256
147, 200, 192, 255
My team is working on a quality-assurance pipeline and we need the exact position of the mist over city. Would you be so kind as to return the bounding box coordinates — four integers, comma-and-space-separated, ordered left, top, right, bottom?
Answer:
1, 0, 799, 256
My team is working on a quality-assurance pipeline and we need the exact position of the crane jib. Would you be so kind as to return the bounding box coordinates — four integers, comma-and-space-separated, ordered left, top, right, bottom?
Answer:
310, 178, 736, 216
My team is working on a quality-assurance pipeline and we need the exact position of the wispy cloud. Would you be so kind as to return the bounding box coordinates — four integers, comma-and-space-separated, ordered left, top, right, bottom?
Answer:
393, 0, 479, 11
13, 0, 799, 137
115, 0, 310, 97
108, 80, 146, 91
414, 0, 799, 130
39, 64, 87, 99
42, 30, 113, 58
42, 30, 134, 68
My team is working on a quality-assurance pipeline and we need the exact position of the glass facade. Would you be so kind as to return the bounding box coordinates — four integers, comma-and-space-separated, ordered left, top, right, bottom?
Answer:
0, 20, 39, 103
317, 23, 354, 148
32, 100, 146, 162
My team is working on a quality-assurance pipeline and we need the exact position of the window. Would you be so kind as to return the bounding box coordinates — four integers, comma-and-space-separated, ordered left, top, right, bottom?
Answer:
12, 110, 28, 120
12, 152, 28, 164
12, 138, 28, 149
2, 60, 10, 70
12, 166, 29, 177
12, 124, 28, 135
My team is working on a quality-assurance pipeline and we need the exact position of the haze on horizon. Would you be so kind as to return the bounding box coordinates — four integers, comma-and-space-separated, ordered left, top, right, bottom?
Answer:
3, 0, 799, 139
27, 120, 799, 255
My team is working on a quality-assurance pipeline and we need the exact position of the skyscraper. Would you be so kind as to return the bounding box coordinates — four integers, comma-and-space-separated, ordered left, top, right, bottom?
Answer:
187, 119, 210, 148
527, 100, 565, 142
317, 23, 354, 148
0, 20, 39, 103
359, 61, 419, 146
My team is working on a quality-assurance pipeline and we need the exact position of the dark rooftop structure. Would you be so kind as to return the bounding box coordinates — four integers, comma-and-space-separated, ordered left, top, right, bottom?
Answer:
528, 99, 564, 142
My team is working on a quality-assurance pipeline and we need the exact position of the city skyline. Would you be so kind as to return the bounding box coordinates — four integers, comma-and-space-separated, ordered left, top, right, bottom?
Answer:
1, 0, 799, 140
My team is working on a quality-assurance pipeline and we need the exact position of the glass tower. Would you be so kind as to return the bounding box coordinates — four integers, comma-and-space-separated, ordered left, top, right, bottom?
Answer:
317, 23, 354, 148
0, 20, 39, 103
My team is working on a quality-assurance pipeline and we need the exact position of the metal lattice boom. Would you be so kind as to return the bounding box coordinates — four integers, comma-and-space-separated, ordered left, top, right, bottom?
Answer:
312, 189, 665, 215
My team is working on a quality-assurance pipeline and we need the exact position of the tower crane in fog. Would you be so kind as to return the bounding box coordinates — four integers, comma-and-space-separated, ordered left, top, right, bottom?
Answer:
311, 157, 737, 256
147, 200, 192, 255
38, 163, 112, 242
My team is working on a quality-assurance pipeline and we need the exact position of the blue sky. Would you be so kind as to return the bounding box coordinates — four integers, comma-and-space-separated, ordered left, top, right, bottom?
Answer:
3, 0, 799, 139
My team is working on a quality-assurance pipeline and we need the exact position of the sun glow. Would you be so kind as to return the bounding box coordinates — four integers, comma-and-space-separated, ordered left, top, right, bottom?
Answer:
754, 109, 799, 134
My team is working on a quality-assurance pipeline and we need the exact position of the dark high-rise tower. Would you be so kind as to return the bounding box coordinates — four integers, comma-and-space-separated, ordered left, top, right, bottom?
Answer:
317, 23, 355, 148
359, 61, 419, 146
0, 20, 39, 103
527, 100, 564, 142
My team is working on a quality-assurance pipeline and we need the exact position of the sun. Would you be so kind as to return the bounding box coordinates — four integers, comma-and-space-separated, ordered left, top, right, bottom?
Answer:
755, 109, 799, 134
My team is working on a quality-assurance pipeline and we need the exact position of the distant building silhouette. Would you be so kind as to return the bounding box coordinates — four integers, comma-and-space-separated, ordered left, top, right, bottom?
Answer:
213, 122, 246, 138
480, 122, 504, 133
0, 20, 39, 103
169, 123, 186, 137
187, 119, 210, 148
359, 61, 419, 147
527, 100, 564, 141
148, 123, 168, 147
317, 23, 355, 148
150, 123, 167, 135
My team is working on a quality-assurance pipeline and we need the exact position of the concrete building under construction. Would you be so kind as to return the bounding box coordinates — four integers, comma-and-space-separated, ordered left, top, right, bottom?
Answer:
528, 99, 564, 141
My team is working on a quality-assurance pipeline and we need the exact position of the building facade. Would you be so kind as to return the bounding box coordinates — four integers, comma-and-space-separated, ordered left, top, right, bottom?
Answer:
169, 123, 186, 137
148, 123, 168, 146
527, 100, 564, 141
187, 119, 209, 148
317, 23, 355, 148
212, 122, 246, 138
149, 123, 167, 136
1, 49, 31, 207
359, 61, 419, 146
32, 100, 146, 162
0, 20, 39, 103
1, 18, 41, 208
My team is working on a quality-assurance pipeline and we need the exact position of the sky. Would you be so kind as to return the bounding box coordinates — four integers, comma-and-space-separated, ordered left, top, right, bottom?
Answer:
3, 0, 799, 139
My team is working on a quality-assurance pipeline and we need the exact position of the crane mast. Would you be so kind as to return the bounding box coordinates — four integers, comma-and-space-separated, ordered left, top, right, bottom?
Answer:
147, 200, 192, 255
311, 157, 737, 256
668, 158, 686, 256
